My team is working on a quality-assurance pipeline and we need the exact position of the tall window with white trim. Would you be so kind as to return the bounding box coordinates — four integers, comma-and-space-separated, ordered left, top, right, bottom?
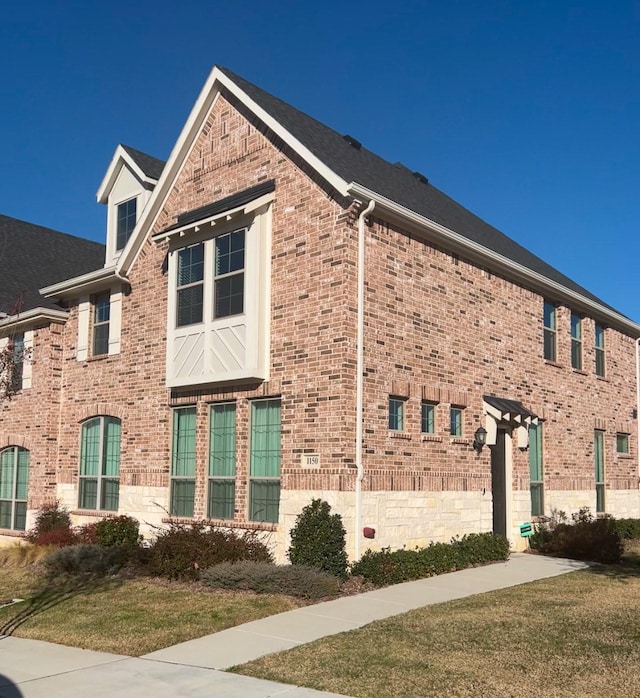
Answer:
79, 417, 121, 511
170, 407, 196, 517
208, 403, 236, 520
0, 446, 29, 530
249, 399, 281, 523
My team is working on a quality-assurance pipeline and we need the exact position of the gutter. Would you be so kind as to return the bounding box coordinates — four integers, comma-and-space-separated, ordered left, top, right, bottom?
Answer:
347, 183, 640, 337
0, 307, 68, 330
355, 200, 375, 561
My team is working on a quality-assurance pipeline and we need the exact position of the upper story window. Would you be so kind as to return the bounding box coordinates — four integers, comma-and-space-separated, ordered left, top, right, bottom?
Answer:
116, 198, 137, 251
595, 323, 606, 377
450, 406, 463, 437
176, 244, 205, 327
543, 301, 557, 362
570, 313, 582, 370
93, 293, 111, 356
79, 416, 121, 511
617, 433, 630, 454
214, 229, 245, 318
388, 397, 405, 431
421, 401, 436, 434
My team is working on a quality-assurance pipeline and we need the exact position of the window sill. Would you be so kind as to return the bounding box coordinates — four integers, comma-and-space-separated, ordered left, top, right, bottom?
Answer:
544, 360, 564, 369
162, 516, 278, 532
389, 431, 411, 440
70, 509, 115, 518
571, 368, 588, 376
451, 437, 471, 445
595, 375, 608, 382
84, 354, 112, 363
421, 435, 442, 443
617, 453, 633, 459
0, 529, 26, 538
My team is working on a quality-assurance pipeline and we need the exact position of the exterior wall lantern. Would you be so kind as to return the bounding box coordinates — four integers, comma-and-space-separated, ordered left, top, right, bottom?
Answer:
473, 426, 487, 453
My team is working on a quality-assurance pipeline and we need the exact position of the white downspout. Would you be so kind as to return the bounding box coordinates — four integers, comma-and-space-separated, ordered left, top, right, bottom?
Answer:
636, 338, 640, 484
355, 200, 375, 562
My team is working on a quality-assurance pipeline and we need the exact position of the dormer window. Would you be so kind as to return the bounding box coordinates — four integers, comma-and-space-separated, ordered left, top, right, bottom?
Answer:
116, 198, 137, 250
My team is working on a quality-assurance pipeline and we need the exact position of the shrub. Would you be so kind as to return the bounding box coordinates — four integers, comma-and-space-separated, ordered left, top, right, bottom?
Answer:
94, 515, 140, 548
351, 533, 510, 586
530, 507, 623, 564
613, 518, 640, 541
75, 522, 99, 544
202, 560, 341, 599
42, 544, 122, 578
26, 501, 74, 546
146, 521, 273, 581
287, 499, 348, 579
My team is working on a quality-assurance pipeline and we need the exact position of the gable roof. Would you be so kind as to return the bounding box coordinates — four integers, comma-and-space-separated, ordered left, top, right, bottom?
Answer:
118, 65, 638, 335
216, 67, 617, 316
0, 215, 105, 315
120, 145, 165, 181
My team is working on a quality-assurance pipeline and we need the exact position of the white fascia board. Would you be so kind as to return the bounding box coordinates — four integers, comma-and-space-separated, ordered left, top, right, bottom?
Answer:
40, 266, 119, 299
348, 182, 640, 337
0, 307, 68, 331
117, 65, 350, 277
97, 145, 159, 204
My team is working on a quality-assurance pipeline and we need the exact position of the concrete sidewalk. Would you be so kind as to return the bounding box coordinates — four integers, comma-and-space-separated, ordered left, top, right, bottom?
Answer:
0, 553, 588, 697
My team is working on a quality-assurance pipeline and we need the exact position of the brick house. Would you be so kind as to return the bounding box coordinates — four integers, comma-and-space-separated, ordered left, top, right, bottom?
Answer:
1, 66, 638, 559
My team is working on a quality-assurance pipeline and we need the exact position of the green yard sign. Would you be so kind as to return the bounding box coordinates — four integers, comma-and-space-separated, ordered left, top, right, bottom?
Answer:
519, 522, 533, 537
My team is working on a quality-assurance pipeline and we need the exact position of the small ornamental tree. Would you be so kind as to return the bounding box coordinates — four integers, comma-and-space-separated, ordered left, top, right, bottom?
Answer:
287, 499, 348, 579
0, 337, 30, 401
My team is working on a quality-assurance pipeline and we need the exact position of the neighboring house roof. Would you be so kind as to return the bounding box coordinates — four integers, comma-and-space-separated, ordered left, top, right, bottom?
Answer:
216, 67, 617, 315
0, 215, 105, 315
120, 145, 165, 181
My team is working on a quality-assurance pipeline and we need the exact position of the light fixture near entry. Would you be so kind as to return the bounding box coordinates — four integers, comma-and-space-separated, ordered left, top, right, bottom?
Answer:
473, 426, 487, 453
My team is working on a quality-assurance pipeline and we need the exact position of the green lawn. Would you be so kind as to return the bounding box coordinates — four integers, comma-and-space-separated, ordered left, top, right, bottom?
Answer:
0, 566, 301, 656
235, 559, 640, 697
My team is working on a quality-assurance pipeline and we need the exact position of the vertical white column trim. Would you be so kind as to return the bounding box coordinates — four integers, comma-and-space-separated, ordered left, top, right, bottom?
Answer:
77, 296, 90, 361
22, 330, 33, 389
505, 430, 514, 546
108, 288, 122, 355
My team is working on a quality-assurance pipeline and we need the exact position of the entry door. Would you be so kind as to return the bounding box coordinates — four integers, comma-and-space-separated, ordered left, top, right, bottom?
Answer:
490, 429, 507, 537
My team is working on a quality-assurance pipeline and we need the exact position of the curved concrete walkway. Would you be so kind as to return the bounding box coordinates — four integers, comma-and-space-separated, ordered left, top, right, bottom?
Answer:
0, 554, 588, 697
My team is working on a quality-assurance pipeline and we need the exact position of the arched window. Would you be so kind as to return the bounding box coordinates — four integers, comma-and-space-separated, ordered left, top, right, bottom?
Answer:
0, 446, 29, 530
79, 417, 121, 511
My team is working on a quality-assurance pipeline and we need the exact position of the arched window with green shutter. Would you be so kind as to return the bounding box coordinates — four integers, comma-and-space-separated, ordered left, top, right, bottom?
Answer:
79, 416, 121, 511
0, 446, 29, 530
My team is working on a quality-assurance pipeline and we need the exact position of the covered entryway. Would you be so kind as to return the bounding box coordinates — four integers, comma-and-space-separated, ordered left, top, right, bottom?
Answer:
482, 396, 539, 541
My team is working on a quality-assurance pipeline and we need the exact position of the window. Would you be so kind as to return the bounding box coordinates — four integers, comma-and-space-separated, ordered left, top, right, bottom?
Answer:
170, 407, 196, 517
93, 293, 110, 356
450, 407, 463, 437
176, 243, 204, 327
388, 398, 405, 431
594, 430, 605, 513
529, 423, 544, 517
79, 417, 121, 511
214, 229, 245, 318
421, 401, 436, 434
10, 334, 24, 392
543, 301, 556, 362
0, 446, 29, 530
570, 313, 582, 370
617, 433, 630, 454
595, 323, 605, 377
208, 403, 236, 519
116, 198, 137, 251
249, 399, 281, 523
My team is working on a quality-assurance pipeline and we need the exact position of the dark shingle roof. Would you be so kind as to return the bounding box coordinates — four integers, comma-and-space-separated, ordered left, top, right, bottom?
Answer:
0, 215, 105, 315
121, 145, 165, 180
218, 66, 618, 315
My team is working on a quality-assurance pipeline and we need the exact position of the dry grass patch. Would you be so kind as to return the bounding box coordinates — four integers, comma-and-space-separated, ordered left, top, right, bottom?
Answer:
236, 563, 640, 697
0, 567, 301, 656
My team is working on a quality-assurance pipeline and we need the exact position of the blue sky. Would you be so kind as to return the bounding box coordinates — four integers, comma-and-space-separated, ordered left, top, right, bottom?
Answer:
2, 1, 638, 320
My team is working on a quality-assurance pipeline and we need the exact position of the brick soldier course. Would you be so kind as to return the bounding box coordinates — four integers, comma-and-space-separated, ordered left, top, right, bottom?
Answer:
1, 66, 638, 559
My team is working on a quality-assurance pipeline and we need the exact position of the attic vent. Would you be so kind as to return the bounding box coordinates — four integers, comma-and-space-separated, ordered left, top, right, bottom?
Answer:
413, 171, 429, 185
343, 134, 362, 150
